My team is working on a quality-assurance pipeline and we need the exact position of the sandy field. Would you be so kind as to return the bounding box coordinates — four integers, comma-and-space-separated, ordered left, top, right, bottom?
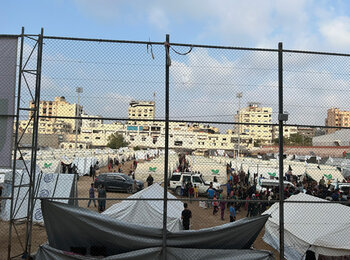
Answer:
0, 160, 281, 260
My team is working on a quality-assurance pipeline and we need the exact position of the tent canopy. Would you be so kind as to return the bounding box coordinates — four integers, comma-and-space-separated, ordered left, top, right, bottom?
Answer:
102, 183, 183, 232
263, 193, 350, 259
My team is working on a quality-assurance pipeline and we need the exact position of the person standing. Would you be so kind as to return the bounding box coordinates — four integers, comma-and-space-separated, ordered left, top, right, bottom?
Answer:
87, 183, 96, 208
219, 195, 226, 220
146, 174, 154, 186
229, 202, 236, 222
207, 184, 215, 208
98, 185, 107, 212
193, 184, 198, 199
212, 195, 219, 215
181, 203, 192, 230
188, 183, 194, 203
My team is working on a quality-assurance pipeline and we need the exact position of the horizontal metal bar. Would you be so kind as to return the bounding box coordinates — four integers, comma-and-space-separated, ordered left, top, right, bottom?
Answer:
44, 35, 165, 45
36, 115, 350, 129
170, 42, 278, 52
0, 34, 20, 38
283, 48, 350, 57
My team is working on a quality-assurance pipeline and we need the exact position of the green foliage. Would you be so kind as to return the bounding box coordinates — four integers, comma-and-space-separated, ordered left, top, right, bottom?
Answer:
273, 133, 312, 146
107, 133, 129, 149
133, 146, 141, 151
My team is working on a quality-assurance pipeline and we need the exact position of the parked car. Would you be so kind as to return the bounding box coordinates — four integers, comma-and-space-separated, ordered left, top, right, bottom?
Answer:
94, 173, 144, 193
256, 179, 295, 193
169, 172, 223, 196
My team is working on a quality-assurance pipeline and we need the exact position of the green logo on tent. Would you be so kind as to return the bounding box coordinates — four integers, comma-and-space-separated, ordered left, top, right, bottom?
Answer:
149, 167, 157, 172
324, 174, 332, 180
268, 172, 276, 177
44, 163, 52, 168
211, 169, 219, 174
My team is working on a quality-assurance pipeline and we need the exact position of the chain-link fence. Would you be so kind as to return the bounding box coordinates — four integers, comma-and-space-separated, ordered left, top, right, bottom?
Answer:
1, 31, 350, 260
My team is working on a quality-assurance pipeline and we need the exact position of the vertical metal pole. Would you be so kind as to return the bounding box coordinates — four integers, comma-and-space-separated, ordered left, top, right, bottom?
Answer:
236, 92, 242, 158
25, 27, 44, 258
7, 26, 25, 260
278, 42, 285, 260
162, 34, 170, 259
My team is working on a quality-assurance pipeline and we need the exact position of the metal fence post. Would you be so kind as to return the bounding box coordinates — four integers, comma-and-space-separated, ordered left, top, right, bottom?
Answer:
162, 33, 170, 259
278, 42, 285, 260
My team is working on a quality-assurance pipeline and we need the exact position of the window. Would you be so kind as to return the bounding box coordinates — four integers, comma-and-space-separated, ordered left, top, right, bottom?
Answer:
170, 175, 181, 181
174, 141, 183, 146
183, 176, 191, 183
95, 137, 101, 139
192, 176, 202, 183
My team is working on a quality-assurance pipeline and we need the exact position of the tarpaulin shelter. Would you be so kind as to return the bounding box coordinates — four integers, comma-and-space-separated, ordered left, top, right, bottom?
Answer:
40, 200, 269, 257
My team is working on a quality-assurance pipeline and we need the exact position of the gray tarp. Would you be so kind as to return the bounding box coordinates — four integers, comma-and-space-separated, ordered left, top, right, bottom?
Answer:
35, 244, 274, 260
41, 200, 269, 256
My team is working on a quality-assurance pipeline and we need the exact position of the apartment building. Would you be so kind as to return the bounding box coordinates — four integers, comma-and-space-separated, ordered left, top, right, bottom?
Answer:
272, 126, 298, 140
325, 107, 350, 134
234, 103, 273, 145
26, 96, 83, 134
128, 100, 155, 124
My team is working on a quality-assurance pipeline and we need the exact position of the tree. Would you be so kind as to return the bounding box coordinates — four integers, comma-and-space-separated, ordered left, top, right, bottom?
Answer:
107, 133, 129, 149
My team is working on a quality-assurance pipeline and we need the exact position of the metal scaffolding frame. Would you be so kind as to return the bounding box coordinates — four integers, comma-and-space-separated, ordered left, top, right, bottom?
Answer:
7, 27, 43, 260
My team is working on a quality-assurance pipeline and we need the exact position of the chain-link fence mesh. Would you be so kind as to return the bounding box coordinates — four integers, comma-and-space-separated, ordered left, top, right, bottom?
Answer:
2, 33, 350, 260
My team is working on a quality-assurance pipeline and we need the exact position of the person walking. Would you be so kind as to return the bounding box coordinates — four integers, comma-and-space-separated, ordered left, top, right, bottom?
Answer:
87, 183, 96, 208
181, 203, 192, 230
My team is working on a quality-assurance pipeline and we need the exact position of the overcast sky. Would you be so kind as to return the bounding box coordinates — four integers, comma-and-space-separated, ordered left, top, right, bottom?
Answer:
3, 0, 350, 129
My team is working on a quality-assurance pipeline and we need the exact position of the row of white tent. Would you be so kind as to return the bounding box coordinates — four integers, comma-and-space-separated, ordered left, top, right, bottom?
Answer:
212, 157, 345, 183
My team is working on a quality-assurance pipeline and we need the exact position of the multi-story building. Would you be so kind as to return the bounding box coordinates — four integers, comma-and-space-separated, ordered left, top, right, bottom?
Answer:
234, 103, 273, 145
27, 96, 83, 134
272, 126, 298, 140
325, 108, 350, 134
128, 100, 155, 124
79, 114, 125, 147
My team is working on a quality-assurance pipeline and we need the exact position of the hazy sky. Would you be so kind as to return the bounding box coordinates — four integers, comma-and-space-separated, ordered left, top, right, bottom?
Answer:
3, 0, 350, 129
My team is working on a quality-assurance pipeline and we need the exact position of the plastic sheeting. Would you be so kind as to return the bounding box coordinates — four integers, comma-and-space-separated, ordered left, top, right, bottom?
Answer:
41, 200, 269, 256
102, 183, 183, 232
34, 244, 274, 260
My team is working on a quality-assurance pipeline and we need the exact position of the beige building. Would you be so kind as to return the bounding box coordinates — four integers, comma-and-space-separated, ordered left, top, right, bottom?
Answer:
234, 103, 273, 145
272, 126, 298, 140
128, 100, 155, 124
325, 107, 350, 134
26, 96, 83, 134
79, 114, 125, 147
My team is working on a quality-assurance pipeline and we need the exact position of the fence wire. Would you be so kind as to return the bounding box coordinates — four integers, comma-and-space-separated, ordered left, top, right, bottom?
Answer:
1, 33, 350, 260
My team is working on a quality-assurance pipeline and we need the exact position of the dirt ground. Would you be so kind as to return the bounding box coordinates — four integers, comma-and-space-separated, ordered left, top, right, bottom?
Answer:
0, 160, 281, 260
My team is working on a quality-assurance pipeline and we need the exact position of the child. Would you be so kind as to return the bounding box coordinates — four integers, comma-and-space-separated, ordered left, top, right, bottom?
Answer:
194, 184, 198, 198
212, 195, 219, 215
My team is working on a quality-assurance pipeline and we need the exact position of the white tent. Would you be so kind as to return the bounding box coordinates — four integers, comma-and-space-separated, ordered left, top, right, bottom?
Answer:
102, 183, 183, 232
263, 193, 350, 259
0, 161, 75, 222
